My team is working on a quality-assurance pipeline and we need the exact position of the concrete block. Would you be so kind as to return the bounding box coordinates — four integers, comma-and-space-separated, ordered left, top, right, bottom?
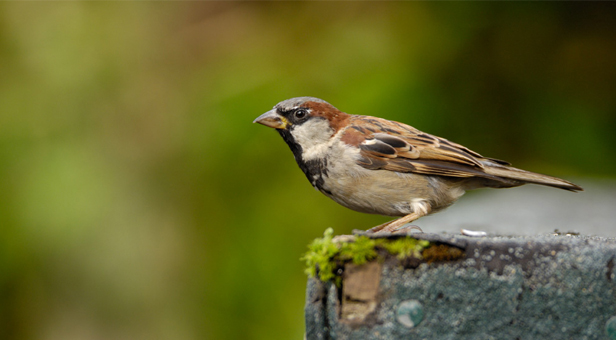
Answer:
305, 232, 616, 340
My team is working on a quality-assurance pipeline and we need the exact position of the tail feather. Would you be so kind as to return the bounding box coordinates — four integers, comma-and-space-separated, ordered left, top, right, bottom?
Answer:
483, 164, 583, 192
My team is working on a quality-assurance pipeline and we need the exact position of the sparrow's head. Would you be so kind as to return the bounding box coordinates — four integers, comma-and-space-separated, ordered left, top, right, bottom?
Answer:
254, 97, 350, 157
253, 97, 347, 130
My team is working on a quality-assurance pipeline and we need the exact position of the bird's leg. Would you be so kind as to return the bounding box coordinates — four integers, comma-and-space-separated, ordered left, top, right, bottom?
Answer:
366, 202, 431, 234
366, 220, 392, 233
395, 224, 424, 233
366, 212, 422, 234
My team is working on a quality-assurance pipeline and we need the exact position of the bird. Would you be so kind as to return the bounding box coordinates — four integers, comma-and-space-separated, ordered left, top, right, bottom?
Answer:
253, 97, 583, 233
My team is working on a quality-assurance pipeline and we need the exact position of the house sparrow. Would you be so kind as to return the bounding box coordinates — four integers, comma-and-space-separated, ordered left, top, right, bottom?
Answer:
254, 97, 583, 233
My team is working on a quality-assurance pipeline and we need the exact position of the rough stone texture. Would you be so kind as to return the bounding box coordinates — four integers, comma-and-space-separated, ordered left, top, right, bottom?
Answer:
305, 233, 616, 340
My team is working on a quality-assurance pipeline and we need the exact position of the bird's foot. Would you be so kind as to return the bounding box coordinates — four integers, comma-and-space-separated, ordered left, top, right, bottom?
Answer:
366, 216, 423, 234
394, 224, 423, 234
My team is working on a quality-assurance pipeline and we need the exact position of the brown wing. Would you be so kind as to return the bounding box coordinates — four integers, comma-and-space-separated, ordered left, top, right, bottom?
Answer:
343, 116, 502, 180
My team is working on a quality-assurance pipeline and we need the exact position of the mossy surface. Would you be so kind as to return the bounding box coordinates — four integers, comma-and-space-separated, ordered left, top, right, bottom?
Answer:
306, 233, 616, 340
301, 229, 432, 283
339, 235, 379, 265
300, 228, 341, 282
380, 237, 430, 260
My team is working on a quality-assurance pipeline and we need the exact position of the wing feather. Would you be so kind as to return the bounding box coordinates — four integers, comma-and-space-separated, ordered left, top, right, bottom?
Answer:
344, 116, 493, 179
339, 115, 581, 191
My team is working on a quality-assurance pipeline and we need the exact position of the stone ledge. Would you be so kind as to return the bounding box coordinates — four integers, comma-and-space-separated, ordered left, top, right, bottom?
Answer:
305, 232, 616, 340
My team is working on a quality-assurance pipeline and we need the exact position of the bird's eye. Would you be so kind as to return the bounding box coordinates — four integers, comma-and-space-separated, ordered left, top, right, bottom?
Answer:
294, 109, 307, 119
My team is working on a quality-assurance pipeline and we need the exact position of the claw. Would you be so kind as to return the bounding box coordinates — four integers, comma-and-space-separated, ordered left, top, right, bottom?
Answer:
394, 224, 423, 233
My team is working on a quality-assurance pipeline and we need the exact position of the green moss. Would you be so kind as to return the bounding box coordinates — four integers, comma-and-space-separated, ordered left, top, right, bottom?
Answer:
339, 236, 378, 265
300, 228, 340, 282
301, 230, 431, 283
379, 237, 431, 260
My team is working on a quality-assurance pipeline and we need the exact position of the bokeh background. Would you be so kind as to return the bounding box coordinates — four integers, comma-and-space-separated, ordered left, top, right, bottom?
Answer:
1, 2, 615, 340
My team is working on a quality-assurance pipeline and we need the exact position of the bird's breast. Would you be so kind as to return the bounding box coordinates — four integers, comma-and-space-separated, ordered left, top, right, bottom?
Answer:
314, 145, 465, 216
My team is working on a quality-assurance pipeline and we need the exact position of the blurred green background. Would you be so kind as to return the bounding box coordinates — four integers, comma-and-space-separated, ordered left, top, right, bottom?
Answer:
0, 2, 615, 340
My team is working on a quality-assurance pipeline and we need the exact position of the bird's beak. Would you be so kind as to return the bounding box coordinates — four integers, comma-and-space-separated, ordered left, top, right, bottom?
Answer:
253, 109, 289, 129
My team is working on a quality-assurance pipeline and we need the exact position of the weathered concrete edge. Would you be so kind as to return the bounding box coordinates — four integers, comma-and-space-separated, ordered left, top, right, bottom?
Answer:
305, 232, 616, 340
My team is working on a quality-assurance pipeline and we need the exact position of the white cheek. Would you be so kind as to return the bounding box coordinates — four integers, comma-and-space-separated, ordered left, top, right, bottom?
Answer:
292, 119, 335, 160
